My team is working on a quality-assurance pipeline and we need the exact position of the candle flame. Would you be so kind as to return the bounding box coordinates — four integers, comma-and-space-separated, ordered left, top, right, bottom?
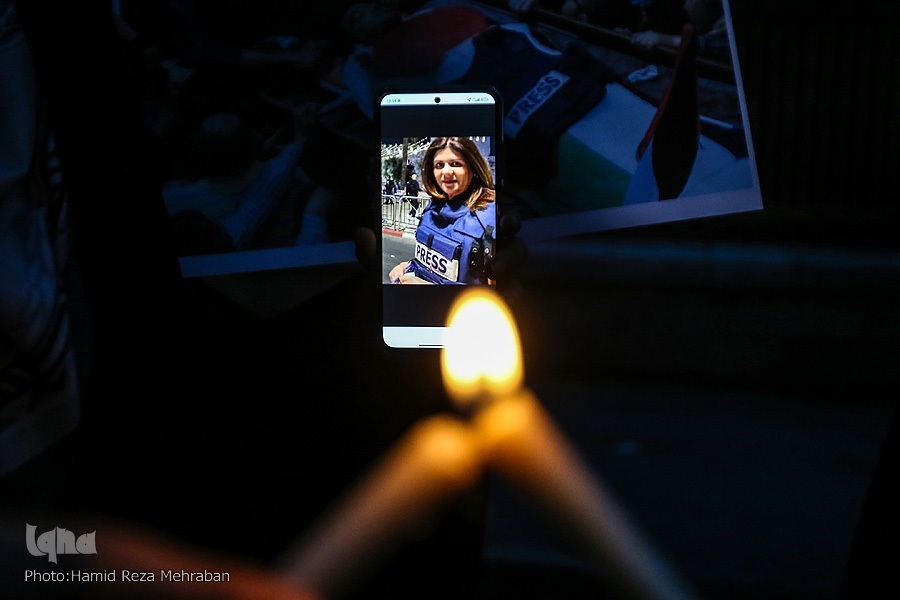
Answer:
442, 289, 523, 409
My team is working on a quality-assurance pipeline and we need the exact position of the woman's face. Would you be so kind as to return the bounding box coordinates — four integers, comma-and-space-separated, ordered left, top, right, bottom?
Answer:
433, 147, 472, 199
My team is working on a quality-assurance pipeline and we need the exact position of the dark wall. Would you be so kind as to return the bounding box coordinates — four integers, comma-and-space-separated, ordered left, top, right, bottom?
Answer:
733, 0, 898, 211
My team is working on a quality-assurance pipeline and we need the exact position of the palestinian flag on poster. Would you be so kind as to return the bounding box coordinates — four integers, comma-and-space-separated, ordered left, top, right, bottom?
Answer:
627, 24, 700, 203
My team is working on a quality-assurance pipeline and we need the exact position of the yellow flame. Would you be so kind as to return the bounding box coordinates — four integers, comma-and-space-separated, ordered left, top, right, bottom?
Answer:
441, 288, 523, 409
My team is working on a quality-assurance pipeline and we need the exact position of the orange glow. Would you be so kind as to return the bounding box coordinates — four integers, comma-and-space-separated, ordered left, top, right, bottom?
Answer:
441, 288, 523, 409
281, 415, 482, 597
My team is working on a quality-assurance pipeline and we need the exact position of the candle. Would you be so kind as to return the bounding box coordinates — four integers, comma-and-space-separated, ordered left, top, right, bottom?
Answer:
279, 414, 483, 598
441, 288, 523, 409
442, 289, 698, 600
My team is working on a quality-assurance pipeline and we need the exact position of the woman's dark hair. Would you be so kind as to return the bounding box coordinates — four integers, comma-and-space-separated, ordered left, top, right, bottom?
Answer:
421, 137, 495, 212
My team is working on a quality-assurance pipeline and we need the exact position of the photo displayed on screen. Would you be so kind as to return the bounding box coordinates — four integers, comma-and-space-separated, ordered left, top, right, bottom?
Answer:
381, 135, 497, 286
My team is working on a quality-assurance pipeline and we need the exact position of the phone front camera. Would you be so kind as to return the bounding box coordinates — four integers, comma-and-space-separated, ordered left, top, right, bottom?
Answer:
434, 97, 441, 104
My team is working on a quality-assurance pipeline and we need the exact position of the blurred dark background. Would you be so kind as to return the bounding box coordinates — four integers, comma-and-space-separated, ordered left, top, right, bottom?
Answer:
4, 0, 898, 599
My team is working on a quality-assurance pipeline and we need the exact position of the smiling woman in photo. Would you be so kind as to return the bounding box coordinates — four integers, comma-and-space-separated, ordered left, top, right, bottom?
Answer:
389, 136, 496, 285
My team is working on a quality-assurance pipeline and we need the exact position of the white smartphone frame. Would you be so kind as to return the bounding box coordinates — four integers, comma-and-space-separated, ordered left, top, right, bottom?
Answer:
377, 87, 502, 349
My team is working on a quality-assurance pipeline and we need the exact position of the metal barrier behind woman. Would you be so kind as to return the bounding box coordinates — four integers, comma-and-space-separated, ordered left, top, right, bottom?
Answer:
381, 194, 422, 232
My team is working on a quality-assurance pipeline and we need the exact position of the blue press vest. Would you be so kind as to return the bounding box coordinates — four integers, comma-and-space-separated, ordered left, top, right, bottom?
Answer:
407, 193, 496, 285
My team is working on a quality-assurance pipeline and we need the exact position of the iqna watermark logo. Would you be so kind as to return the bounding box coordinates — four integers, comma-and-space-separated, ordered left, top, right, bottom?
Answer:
26, 524, 97, 564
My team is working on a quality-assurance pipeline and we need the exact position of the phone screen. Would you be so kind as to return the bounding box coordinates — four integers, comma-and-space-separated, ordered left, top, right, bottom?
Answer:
377, 89, 502, 349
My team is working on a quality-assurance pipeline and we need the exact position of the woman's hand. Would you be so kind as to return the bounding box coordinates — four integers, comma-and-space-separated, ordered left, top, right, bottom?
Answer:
396, 273, 432, 285
388, 261, 411, 283
388, 262, 431, 284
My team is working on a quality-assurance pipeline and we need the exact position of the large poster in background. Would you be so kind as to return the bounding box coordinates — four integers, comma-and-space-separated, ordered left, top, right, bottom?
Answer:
117, 0, 760, 277
508, 0, 763, 242
343, 0, 760, 243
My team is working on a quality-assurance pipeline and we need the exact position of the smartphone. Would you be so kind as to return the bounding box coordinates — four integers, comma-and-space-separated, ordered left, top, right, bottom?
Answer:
377, 87, 503, 349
